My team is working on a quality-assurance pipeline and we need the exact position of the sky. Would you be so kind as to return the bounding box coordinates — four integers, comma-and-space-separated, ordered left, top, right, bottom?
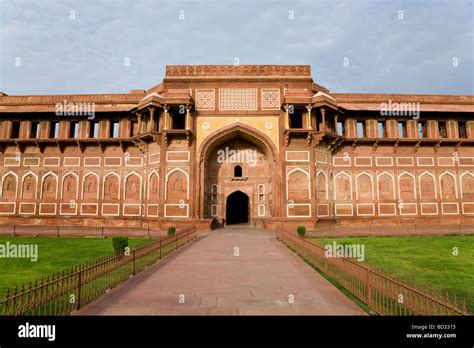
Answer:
0, 0, 473, 96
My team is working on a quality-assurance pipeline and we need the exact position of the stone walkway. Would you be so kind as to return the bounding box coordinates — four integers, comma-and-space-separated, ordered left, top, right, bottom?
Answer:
77, 227, 366, 315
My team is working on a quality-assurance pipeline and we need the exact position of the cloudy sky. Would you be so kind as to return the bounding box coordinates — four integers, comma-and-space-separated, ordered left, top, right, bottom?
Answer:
0, 0, 472, 95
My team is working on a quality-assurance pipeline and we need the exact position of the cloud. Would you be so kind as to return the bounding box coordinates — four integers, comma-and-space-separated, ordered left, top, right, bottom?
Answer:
0, 0, 472, 95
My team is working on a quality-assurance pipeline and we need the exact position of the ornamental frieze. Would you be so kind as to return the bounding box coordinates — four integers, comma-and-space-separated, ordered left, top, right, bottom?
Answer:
166, 65, 310, 77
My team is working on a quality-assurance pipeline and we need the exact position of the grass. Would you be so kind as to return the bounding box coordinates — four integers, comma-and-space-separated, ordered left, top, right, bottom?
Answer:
0, 236, 153, 298
312, 235, 474, 313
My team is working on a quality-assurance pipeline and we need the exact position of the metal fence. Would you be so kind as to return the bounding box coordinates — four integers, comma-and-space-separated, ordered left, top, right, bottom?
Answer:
277, 227, 467, 316
0, 227, 197, 316
0, 224, 164, 238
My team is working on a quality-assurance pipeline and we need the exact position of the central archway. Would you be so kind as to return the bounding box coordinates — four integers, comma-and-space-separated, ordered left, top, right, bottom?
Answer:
197, 122, 280, 224
226, 190, 249, 225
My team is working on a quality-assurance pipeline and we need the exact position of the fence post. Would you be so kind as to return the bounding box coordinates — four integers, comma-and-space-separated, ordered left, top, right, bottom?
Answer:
147, 227, 150, 238
77, 270, 82, 310
132, 250, 136, 276
159, 239, 162, 259
56, 226, 60, 237
366, 268, 372, 307
101, 226, 104, 238
13, 225, 16, 237
175, 234, 178, 250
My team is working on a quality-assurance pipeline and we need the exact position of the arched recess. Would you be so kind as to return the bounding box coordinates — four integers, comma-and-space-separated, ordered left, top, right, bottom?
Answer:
334, 171, 352, 201
165, 168, 189, 201
62, 172, 79, 200
460, 171, 474, 200
316, 170, 328, 200
377, 172, 395, 201
286, 168, 310, 200
124, 172, 142, 200
148, 170, 159, 200
197, 122, 278, 219
41, 172, 58, 200
1, 172, 18, 199
356, 171, 374, 201
82, 172, 99, 200
103, 172, 120, 200
398, 172, 416, 201
439, 171, 457, 200
419, 171, 437, 200
21, 172, 38, 200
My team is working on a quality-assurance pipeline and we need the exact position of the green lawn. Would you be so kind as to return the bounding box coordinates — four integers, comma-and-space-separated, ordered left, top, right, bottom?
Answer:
0, 236, 153, 299
312, 235, 474, 313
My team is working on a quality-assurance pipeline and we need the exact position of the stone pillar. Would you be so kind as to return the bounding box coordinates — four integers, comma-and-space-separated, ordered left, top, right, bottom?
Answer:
321, 107, 326, 132
136, 112, 142, 135
306, 105, 313, 129
185, 107, 191, 130
163, 106, 170, 130
148, 106, 155, 133
284, 105, 289, 129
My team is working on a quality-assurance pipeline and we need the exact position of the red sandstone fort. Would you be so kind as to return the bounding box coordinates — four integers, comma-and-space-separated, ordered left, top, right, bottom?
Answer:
0, 65, 473, 231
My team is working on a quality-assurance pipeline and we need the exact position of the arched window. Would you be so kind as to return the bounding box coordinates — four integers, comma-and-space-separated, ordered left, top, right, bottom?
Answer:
258, 184, 264, 201
212, 184, 218, 201
234, 165, 242, 177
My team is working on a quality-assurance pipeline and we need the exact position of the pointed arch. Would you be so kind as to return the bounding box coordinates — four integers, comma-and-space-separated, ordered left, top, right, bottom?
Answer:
398, 171, 416, 200
286, 168, 310, 200
165, 168, 189, 200
1, 171, 18, 199
102, 172, 120, 200
460, 171, 474, 200
356, 171, 374, 201
148, 169, 160, 200
439, 171, 457, 200
41, 171, 59, 199
316, 170, 328, 200
334, 171, 352, 201
124, 171, 142, 200
377, 171, 395, 201
82, 172, 99, 200
419, 171, 437, 199
61, 172, 79, 200
21, 171, 38, 199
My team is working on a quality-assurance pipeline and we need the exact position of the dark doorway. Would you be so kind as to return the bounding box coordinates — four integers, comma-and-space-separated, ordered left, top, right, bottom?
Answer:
226, 190, 249, 225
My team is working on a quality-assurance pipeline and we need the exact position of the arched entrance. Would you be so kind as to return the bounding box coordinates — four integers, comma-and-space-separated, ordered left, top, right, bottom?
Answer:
197, 123, 280, 226
226, 190, 249, 225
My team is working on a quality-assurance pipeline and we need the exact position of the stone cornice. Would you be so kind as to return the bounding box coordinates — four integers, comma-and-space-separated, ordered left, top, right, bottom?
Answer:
166, 65, 311, 77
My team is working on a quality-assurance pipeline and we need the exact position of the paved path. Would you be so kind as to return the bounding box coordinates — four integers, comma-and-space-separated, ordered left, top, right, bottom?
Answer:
78, 227, 366, 315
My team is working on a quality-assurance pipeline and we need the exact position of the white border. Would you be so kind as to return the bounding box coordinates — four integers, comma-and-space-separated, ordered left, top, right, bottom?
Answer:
166, 151, 190, 162
378, 203, 396, 216
164, 203, 189, 218
287, 203, 311, 218
102, 203, 120, 216
375, 157, 393, 167
441, 202, 459, 215
354, 157, 373, 167
356, 203, 375, 216
417, 157, 435, 166
334, 203, 353, 216
420, 203, 438, 215
80, 203, 98, 216
123, 203, 141, 216
60, 202, 78, 215
19, 202, 36, 215
0, 202, 16, 215
285, 151, 309, 162
39, 203, 57, 215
